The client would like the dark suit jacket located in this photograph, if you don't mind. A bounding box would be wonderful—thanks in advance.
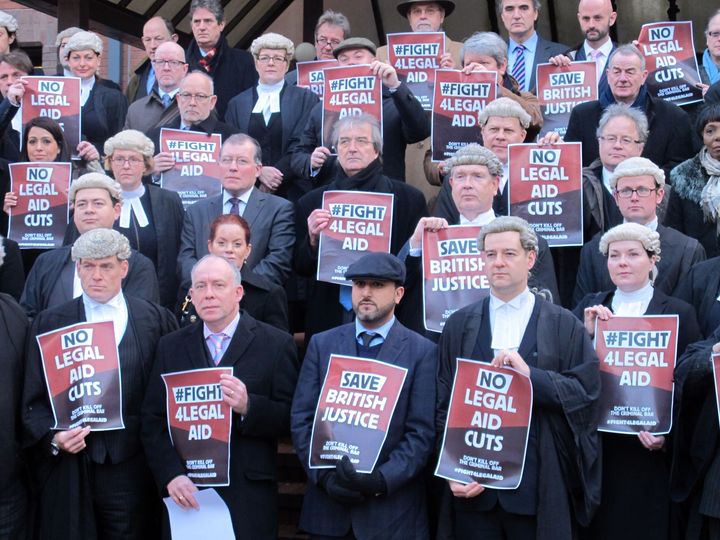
[524,35,569,93]
[573,224,706,307]
[147,114,238,156]
[0,237,24,301]
[125,60,152,103]
[178,187,295,287]
[141,312,298,539]
[82,81,128,155]
[291,320,437,538]
[673,256,720,338]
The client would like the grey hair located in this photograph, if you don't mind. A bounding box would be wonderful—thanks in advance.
[596,103,649,143]
[71,228,131,261]
[191,254,242,286]
[221,134,263,166]
[315,10,351,39]
[331,113,383,155]
[55,27,82,47]
[609,156,665,189]
[461,32,508,67]
[478,216,538,253]
[103,130,156,175]
[496,0,541,14]
[64,31,103,57]
[446,143,504,177]
[707,9,720,32]
[251,32,294,58]
[69,173,123,205]
[190,0,224,22]
[478,97,531,129]
[599,222,661,260]
[608,43,646,71]
[182,70,215,94]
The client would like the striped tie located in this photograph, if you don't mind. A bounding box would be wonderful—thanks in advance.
[208,333,228,365]
[512,45,526,92]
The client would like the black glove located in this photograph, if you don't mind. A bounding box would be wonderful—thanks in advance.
[320,470,365,504]
[335,455,387,497]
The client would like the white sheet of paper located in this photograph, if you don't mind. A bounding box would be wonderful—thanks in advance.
[163,488,235,540]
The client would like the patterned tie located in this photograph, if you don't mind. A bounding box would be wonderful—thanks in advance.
[512,45,526,92]
[207,333,228,365]
[161,93,171,109]
[229,197,240,216]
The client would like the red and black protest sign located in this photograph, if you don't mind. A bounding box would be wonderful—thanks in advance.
[309,354,408,473]
[159,128,223,209]
[387,32,445,111]
[163,367,233,487]
[21,76,81,156]
[36,321,124,431]
[422,225,489,333]
[8,162,70,249]
[638,21,703,106]
[595,315,678,435]
[431,69,497,161]
[317,190,394,285]
[296,59,339,97]
[536,62,597,138]
[436,359,533,488]
[508,143,583,247]
[322,65,383,149]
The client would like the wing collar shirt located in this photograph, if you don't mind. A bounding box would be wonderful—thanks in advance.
[82,290,129,344]
[489,287,535,356]
[611,281,653,316]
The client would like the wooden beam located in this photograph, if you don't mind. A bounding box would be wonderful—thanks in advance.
[487,0,499,34]
[303,0,323,43]
[224,0,261,38]
[236,0,295,49]
[58,0,88,31]
[371,0,386,46]
[546,0,559,43]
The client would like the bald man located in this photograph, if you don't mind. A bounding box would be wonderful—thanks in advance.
[127,16,178,103]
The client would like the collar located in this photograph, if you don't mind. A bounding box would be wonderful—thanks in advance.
[584,38,613,59]
[81,76,95,92]
[460,208,495,225]
[82,290,124,312]
[624,217,658,231]
[257,80,284,94]
[159,87,179,100]
[355,315,396,342]
[614,280,653,302]
[509,32,537,52]
[612,281,653,316]
[489,287,533,311]
[203,311,240,339]
[122,184,146,199]
[63,67,73,77]
[223,185,253,205]
[602,167,614,193]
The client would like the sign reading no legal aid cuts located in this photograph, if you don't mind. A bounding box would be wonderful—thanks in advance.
[21,76,81,156]
[309,355,408,473]
[317,190,394,285]
[431,70,497,161]
[422,225,490,333]
[296,59,339,98]
[163,367,233,486]
[508,143,583,247]
[8,162,70,249]
[36,321,124,431]
[436,359,533,488]
[322,65,383,150]
[536,62,597,138]
[637,21,703,106]
[387,32,445,110]
[160,128,222,209]
[595,315,679,434]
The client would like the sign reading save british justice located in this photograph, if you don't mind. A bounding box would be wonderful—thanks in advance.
[8,162,71,249]
[21,76,81,156]
[322,65,383,150]
[36,321,124,431]
[309,355,408,473]
[508,143,583,247]
[296,59,339,97]
[317,190,394,286]
[159,128,222,209]
[594,315,679,435]
[637,21,703,106]
[535,61,597,138]
[387,32,445,110]
[163,367,233,487]
[436,359,533,488]
[422,225,490,333]
[431,70,497,161]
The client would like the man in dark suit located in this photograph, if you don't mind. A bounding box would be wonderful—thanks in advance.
[178,133,295,288]
[21,173,160,318]
[437,216,601,539]
[141,254,298,539]
[498,0,567,93]
[292,252,436,539]
[125,16,178,104]
[22,228,177,539]
[0,50,31,162]
[574,157,706,305]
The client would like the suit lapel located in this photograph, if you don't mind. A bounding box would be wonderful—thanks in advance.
[184,323,213,369]
[377,322,408,365]
[646,290,667,314]
[242,188,264,226]
[461,298,488,358]
[335,324,359,357]
[219,313,255,368]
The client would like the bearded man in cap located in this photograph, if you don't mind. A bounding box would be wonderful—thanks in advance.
[22,228,177,540]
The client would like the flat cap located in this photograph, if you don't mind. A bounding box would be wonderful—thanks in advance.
[333,37,377,59]
[345,252,406,284]
[396,0,455,18]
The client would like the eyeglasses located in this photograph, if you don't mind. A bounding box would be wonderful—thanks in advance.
[707,31,720,39]
[255,55,287,64]
[316,36,342,48]
[177,92,212,102]
[151,59,186,68]
[615,187,657,198]
[219,157,254,166]
[598,135,642,146]
[111,157,144,166]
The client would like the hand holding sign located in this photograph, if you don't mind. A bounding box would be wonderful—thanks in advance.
[370,60,401,90]
[52,425,91,454]
[410,216,449,250]
[491,350,530,377]
[168,475,200,509]
[308,208,333,248]
[153,151,176,174]
[584,304,614,337]
[76,141,99,162]
[547,54,572,67]
[220,373,248,415]
[448,480,485,498]
[7,77,27,105]
[638,431,665,451]
[310,146,332,169]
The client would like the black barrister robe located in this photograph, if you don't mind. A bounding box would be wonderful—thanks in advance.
[673,255,720,338]
[21,296,178,540]
[436,295,601,540]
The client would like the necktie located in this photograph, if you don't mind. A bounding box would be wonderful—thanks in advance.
[589,49,604,81]
[339,285,352,311]
[161,93,171,108]
[208,333,228,365]
[229,197,240,216]
[360,331,377,347]
[512,45,526,92]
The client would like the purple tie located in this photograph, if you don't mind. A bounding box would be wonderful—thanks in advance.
[207,333,228,365]
[512,45,526,91]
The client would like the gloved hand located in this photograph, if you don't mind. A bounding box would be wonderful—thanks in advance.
[335,455,387,497]
[319,469,365,504]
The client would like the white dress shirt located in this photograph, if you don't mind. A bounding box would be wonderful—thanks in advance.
[253,80,284,125]
[82,291,129,344]
[612,281,653,316]
[120,184,149,228]
[489,288,536,356]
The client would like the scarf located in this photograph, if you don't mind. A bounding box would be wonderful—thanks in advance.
[197,47,217,73]
[704,48,720,85]
[700,146,720,233]
[599,82,647,109]
[333,157,384,191]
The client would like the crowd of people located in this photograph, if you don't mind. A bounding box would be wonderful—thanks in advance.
[4,0,720,538]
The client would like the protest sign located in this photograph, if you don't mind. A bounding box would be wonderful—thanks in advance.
[317,190,394,285]
[436,359,532,488]
[309,354,408,473]
[163,368,233,486]
[160,128,222,209]
[431,69,497,161]
[595,315,679,434]
[36,321,124,430]
[536,62,597,137]
[296,59,339,97]
[508,143,583,247]
[21,76,81,155]
[8,162,70,248]
[422,225,489,332]
[387,32,445,110]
